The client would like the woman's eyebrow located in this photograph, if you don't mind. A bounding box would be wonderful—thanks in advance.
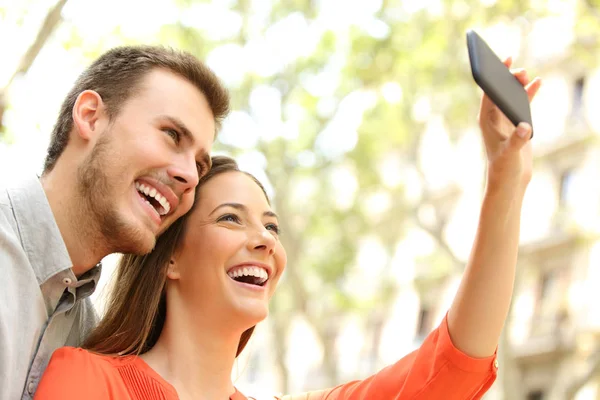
[209,202,245,216]
[264,211,278,219]
[209,203,278,219]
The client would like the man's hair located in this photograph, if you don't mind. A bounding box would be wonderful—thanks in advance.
[43,45,230,173]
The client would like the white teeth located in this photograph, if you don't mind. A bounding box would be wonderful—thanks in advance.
[135,182,172,216]
[227,266,269,285]
[144,199,159,217]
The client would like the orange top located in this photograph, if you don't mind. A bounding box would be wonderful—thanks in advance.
[34,314,497,400]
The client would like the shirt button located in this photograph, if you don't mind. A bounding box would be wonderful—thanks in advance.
[28,381,35,394]
[63,277,72,285]
[493,359,499,369]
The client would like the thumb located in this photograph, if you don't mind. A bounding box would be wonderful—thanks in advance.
[507,122,532,151]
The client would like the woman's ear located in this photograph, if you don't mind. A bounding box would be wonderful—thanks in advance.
[166,259,181,280]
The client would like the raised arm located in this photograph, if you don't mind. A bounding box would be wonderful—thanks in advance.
[277,61,542,400]
[447,58,542,358]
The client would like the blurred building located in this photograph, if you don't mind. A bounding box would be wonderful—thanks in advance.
[499,62,600,400]
[416,55,600,400]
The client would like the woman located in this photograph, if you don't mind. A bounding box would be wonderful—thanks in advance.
[35,62,541,400]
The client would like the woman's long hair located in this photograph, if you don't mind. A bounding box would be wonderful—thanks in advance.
[83,155,268,357]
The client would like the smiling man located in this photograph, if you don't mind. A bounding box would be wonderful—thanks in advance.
[0,46,229,400]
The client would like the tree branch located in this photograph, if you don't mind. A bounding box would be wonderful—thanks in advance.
[1,0,70,135]
[8,0,69,86]
[0,91,5,134]
[406,122,464,271]
[583,0,600,22]
[412,209,464,271]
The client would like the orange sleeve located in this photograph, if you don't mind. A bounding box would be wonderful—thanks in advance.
[295,313,497,400]
[34,347,123,400]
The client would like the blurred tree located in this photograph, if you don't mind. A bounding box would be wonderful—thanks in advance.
[152,0,599,395]
[0,0,69,139]
[3,0,600,397]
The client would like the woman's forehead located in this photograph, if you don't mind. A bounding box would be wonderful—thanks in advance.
[196,172,271,213]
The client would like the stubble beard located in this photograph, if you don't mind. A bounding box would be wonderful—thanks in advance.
[76,131,156,256]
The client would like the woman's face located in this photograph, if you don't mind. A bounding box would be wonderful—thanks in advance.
[167,171,286,327]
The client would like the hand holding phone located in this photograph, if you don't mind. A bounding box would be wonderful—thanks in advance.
[466,30,534,137]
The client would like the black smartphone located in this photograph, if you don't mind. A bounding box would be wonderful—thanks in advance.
[466,29,533,137]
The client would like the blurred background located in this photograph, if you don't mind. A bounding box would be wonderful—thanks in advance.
[1,0,600,398]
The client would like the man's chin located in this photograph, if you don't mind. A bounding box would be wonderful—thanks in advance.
[133,239,157,256]
[133,232,157,255]
[110,222,157,256]
[157,213,180,236]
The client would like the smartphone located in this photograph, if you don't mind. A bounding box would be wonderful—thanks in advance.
[466,29,533,137]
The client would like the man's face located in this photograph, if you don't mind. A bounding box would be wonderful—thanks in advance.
[77,68,216,255]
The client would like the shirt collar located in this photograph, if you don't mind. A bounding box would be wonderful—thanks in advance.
[6,175,100,287]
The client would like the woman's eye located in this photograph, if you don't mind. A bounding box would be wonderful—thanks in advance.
[218,214,240,224]
[164,128,180,143]
[266,223,280,235]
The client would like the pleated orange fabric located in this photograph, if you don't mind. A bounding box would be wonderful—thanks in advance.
[35,315,497,400]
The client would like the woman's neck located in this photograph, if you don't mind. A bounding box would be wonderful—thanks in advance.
[140,305,244,400]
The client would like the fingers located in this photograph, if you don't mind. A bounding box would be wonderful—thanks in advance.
[512,68,529,86]
[503,57,513,68]
[525,77,543,102]
[508,63,543,102]
[507,122,533,150]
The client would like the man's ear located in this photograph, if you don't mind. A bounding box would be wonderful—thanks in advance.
[72,90,107,141]
[166,258,181,280]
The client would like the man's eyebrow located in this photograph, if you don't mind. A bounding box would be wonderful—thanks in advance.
[161,115,194,144]
[160,115,211,168]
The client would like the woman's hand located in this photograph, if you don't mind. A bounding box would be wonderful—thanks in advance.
[478,57,542,193]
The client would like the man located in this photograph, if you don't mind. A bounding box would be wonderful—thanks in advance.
[0,45,230,399]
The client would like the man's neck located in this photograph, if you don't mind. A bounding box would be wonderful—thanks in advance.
[141,303,242,400]
[41,170,107,276]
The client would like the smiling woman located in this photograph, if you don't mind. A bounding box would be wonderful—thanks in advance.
[82,156,276,361]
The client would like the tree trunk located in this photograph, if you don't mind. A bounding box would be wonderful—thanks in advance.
[270,307,291,394]
[565,347,600,399]
[497,327,524,400]
[319,317,339,388]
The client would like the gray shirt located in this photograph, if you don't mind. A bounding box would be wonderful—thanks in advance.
[0,176,101,400]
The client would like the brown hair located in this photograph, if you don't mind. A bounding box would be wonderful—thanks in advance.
[43,45,230,173]
[83,156,269,357]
